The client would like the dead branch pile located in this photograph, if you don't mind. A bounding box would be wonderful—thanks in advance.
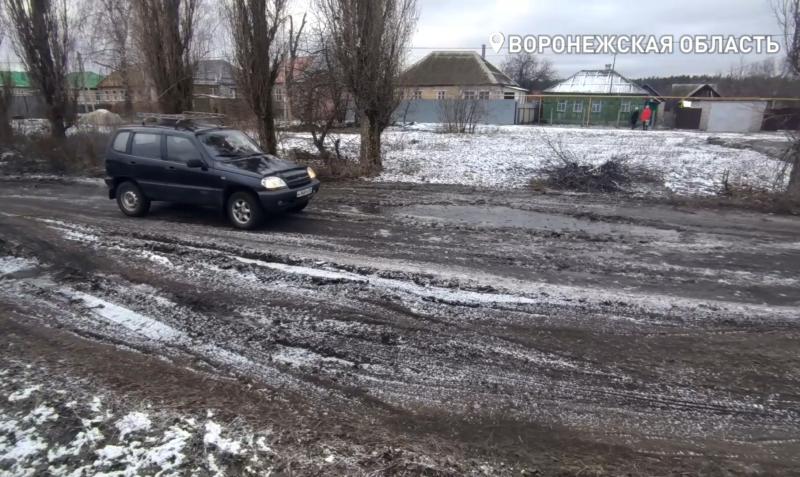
[540,156,635,192]
[537,130,662,193]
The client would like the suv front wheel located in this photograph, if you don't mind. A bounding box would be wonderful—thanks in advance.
[227,191,264,230]
[116,181,151,217]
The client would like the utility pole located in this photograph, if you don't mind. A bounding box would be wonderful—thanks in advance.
[608,52,617,94]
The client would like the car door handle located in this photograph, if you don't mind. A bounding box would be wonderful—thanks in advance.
[167,165,177,170]
[128,160,137,165]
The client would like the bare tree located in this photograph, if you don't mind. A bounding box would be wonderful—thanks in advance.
[227,0,289,154]
[133,0,202,114]
[501,51,555,92]
[4,0,75,138]
[0,32,15,142]
[85,0,134,116]
[437,95,486,134]
[283,12,306,123]
[0,71,15,142]
[774,0,800,198]
[318,0,418,174]
[292,34,347,158]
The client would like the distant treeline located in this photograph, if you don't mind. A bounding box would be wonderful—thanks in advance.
[634,75,800,98]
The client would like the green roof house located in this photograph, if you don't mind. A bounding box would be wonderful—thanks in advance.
[0,71,32,89]
[68,71,105,90]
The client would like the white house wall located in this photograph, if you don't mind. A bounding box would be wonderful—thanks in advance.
[703,101,767,133]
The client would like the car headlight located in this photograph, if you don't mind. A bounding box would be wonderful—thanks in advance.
[261,176,287,190]
[307,167,317,180]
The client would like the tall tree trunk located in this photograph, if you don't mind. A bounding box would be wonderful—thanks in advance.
[787,139,800,198]
[49,115,66,139]
[259,94,278,155]
[121,64,134,118]
[359,113,382,174]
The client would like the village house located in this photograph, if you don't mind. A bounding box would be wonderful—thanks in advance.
[541,67,659,126]
[95,68,155,108]
[194,59,237,99]
[0,70,105,116]
[399,51,527,101]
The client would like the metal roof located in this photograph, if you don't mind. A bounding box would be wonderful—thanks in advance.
[543,69,649,95]
[670,83,721,98]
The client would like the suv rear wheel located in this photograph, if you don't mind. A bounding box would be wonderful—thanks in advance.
[227,191,264,230]
[116,181,150,217]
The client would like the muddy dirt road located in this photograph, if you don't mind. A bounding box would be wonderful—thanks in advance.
[1,178,799,475]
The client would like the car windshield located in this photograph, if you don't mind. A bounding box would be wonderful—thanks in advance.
[198,130,263,158]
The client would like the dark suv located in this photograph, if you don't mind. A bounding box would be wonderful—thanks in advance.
[104,120,320,229]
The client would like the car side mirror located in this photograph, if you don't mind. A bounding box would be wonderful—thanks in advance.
[186,158,205,169]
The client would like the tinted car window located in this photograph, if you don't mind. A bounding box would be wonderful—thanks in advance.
[166,136,202,162]
[131,133,161,159]
[112,131,130,152]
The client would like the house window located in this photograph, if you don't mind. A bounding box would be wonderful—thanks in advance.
[557,100,568,112]
[573,101,583,113]
[437,91,446,100]
[412,90,422,100]
[620,101,631,113]
[463,90,476,100]
[503,92,515,100]
[478,91,490,100]
[274,87,284,103]
[591,102,602,113]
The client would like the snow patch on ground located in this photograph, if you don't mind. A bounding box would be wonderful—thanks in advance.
[8,385,41,402]
[0,256,37,276]
[64,289,187,343]
[282,125,788,195]
[116,412,152,440]
[204,421,242,455]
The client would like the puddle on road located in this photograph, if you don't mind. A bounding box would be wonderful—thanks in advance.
[393,205,678,240]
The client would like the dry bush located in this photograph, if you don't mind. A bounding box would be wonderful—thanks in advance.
[6,132,110,176]
[284,147,362,179]
[710,169,800,213]
[437,98,486,134]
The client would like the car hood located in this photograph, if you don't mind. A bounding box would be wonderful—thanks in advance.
[215,155,300,177]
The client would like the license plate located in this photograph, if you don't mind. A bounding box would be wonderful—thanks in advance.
[296,187,313,198]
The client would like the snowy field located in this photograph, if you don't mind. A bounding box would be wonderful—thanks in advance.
[9,118,791,197]
[282,124,791,195]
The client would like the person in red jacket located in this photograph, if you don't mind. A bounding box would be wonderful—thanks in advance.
[640,105,652,130]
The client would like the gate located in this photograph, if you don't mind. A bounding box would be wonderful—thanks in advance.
[515,102,539,124]
[675,107,702,129]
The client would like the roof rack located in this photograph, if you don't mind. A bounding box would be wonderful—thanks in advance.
[136,111,226,130]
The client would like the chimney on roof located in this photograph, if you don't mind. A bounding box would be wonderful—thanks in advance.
[482,44,486,59]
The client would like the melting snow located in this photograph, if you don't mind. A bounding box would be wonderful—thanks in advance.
[8,386,41,402]
[204,421,242,455]
[0,256,37,276]
[116,412,152,440]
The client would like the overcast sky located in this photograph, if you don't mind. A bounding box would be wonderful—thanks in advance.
[410,0,786,78]
[0,0,786,80]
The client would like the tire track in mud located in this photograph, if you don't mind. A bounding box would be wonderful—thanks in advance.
[2,215,798,463]
[2,181,800,469]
